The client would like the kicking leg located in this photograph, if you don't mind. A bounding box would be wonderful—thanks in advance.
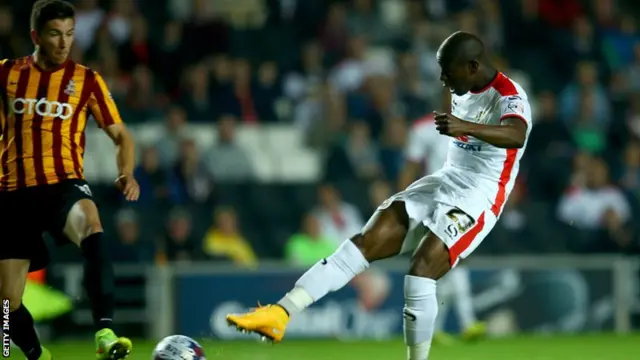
[226,201,410,342]
[404,231,452,360]
[0,259,50,360]
[64,199,131,359]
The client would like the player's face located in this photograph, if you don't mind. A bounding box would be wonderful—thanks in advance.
[32,18,75,65]
[438,60,474,96]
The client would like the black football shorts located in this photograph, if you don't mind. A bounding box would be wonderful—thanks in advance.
[0,179,94,272]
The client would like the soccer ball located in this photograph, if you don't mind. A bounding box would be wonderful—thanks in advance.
[152,335,206,360]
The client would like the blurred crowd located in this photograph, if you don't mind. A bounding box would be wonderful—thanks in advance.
[6,0,640,265]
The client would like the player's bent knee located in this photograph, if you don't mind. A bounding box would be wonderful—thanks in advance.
[351,201,409,262]
[64,199,104,244]
[407,232,452,280]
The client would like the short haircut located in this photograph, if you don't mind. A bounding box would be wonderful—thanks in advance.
[30,0,75,33]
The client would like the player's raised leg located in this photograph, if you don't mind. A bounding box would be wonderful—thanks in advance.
[0,260,52,360]
[226,201,411,342]
[64,199,132,359]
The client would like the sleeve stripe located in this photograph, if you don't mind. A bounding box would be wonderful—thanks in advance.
[93,74,115,126]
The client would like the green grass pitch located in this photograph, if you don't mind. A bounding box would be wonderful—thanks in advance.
[6,334,639,359]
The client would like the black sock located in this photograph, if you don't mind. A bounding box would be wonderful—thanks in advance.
[10,304,42,360]
[80,232,115,332]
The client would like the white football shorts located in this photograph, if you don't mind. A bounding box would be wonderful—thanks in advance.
[368,173,498,267]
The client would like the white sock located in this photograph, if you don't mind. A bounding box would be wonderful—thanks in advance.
[449,267,476,329]
[278,240,369,314]
[404,275,437,360]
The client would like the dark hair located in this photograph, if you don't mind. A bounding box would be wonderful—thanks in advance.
[30,0,75,33]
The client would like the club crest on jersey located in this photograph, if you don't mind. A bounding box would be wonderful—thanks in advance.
[507,101,524,114]
[64,80,75,96]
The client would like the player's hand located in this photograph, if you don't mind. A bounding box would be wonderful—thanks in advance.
[434,111,470,138]
[115,173,140,201]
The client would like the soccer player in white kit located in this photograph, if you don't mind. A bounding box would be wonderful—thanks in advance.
[227,31,532,360]
[399,114,486,343]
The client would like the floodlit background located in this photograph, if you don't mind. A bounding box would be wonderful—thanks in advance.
[6,0,640,358]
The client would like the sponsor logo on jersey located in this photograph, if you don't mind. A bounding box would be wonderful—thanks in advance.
[453,141,482,152]
[11,98,74,119]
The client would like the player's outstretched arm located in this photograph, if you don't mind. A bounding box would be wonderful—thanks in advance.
[434,114,527,149]
[88,71,140,201]
[464,118,527,149]
[103,124,139,200]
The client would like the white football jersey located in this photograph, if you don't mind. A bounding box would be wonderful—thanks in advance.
[405,114,450,174]
[448,72,531,216]
[404,72,532,218]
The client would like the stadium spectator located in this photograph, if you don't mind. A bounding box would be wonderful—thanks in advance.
[313,183,364,244]
[118,14,153,73]
[232,59,259,122]
[0,6,18,59]
[367,179,392,215]
[209,54,240,118]
[134,146,170,204]
[105,0,136,46]
[160,207,200,262]
[319,3,349,64]
[284,41,324,99]
[285,212,336,266]
[123,65,162,119]
[619,140,640,195]
[379,117,407,181]
[111,209,155,263]
[168,139,212,204]
[202,207,257,267]
[525,91,575,202]
[74,0,104,51]
[558,157,632,252]
[180,63,216,121]
[254,61,281,122]
[204,114,254,181]
[155,20,184,96]
[602,15,639,70]
[559,61,611,131]
[625,43,640,92]
[538,0,583,29]
[331,121,381,181]
[157,106,188,167]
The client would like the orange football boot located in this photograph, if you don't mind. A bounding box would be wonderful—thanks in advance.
[226,304,290,343]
